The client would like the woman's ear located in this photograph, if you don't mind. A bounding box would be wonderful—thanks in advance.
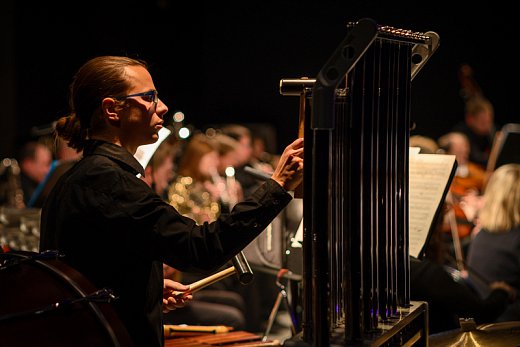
[101,97,121,125]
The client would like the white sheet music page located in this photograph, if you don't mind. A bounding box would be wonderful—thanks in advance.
[292,218,303,248]
[134,127,172,171]
[409,147,456,258]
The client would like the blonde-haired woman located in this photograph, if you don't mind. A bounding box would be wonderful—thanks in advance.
[466,163,520,321]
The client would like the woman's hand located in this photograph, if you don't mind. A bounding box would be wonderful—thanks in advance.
[162,279,193,313]
[270,138,304,191]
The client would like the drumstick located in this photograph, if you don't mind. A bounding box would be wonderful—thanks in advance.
[169,266,236,297]
[163,324,231,337]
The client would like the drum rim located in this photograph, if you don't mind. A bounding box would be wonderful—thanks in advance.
[0,250,134,347]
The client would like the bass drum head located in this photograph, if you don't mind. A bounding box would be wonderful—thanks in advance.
[0,250,134,347]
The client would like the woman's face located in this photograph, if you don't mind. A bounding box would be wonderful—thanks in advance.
[450,135,470,165]
[218,150,241,173]
[236,135,253,166]
[469,109,494,136]
[198,151,220,177]
[117,65,169,151]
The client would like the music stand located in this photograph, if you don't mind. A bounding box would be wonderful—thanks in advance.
[487,123,520,172]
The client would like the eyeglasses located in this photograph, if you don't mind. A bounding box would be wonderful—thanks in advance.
[116,90,158,105]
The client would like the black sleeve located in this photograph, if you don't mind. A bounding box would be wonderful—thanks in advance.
[157,179,292,273]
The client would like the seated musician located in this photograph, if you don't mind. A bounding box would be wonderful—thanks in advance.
[167,132,256,328]
[142,133,248,331]
[437,132,486,261]
[410,255,516,334]
[39,55,304,347]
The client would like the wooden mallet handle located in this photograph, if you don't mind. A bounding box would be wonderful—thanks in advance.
[170,266,236,296]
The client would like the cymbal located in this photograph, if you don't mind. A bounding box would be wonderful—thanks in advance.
[429,319,520,347]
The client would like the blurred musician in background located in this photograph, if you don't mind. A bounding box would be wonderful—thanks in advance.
[220,124,273,199]
[142,136,247,330]
[207,132,244,212]
[39,55,304,347]
[466,163,520,322]
[16,140,52,206]
[250,128,280,170]
[437,131,487,260]
[213,127,285,332]
[406,133,515,336]
[451,96,497,169]
[28,137,84,208]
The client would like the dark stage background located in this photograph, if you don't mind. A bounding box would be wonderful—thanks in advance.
[2,1,518,158]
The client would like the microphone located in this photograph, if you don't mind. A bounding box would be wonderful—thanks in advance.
[243,165,272,181]
[231,251,254,285]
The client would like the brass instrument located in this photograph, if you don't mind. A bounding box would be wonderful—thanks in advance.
[1,158,41,252]
[167,176,220,225]
[0,158,25,209]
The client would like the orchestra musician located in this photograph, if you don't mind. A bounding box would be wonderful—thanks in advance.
[38,55,304,347]
[437,131,487,260]
[453,65,497,169]
[164,132,248,330]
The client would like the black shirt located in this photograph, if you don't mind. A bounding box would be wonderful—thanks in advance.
[410,257,509,334]
[39,140,292,347]
[20,172,38,206]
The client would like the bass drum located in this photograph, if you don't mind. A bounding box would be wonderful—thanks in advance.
[0,250,134,347]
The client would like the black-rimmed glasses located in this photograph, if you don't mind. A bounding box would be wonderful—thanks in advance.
[116,90,158,105]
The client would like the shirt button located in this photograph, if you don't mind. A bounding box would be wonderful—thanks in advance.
[273,200,279,205]
[253,223,259,228]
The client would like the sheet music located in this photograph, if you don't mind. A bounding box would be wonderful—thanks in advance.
[134,127,172,171]
[282,147,455,258]
[292,218,303,248]
[409,147,456,258]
